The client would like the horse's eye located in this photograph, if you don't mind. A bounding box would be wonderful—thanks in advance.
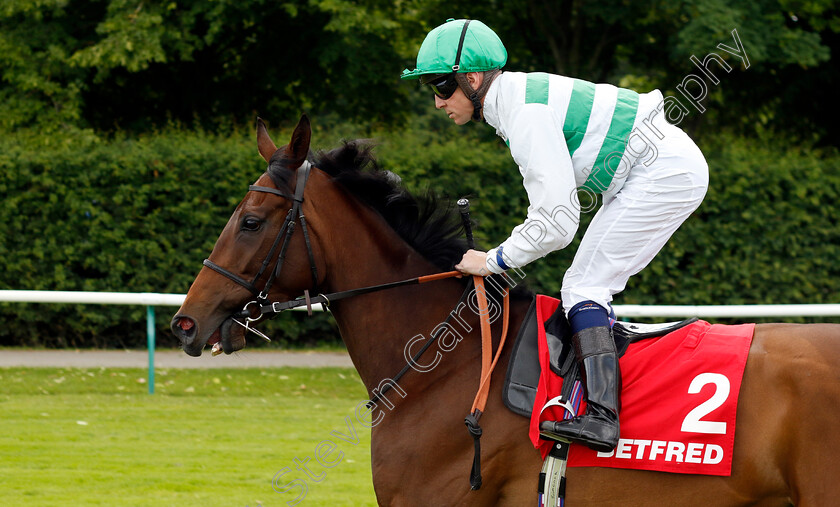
[242,216,262,231]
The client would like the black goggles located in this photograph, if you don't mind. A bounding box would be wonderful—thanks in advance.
[421,73,459,100]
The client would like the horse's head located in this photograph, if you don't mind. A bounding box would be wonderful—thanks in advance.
[171,115,327,356]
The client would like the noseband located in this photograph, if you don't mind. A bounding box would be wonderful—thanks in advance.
[202,160,320,309]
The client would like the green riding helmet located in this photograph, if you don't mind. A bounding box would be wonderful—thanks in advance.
[401,18,507,80]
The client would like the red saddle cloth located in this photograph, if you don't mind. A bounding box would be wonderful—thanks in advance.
[529,296,754,476]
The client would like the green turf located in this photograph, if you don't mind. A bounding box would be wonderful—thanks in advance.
[0,367,378,506]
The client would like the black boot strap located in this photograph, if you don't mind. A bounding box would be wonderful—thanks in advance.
[573,326,616,359]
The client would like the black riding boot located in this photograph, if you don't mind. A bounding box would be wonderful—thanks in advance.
[540,325,621,453]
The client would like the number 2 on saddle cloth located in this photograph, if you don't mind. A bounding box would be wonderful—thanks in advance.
[518,295,753,477]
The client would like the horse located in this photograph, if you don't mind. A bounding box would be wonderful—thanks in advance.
[171,115,840,506]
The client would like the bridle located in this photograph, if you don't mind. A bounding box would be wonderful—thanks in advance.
[202,160,320,339]
[202,158,474,327]
[201,159,464,332]
[199,158,509,489]
[203,160,318,299]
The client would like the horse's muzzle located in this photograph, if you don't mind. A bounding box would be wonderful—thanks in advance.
[170,314,247,357]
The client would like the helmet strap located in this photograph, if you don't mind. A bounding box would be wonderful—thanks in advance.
[456,69,501,122]
[451,20,471,73]
[450,19,502,122]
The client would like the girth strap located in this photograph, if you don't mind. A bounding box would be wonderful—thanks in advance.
[539,439,571,507]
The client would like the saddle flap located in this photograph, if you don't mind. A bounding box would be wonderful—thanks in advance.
[543,302,574,376]
[502,297,541,418]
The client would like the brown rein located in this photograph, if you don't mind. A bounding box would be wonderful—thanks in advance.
[465,274,511,490]
[470,275,511,414]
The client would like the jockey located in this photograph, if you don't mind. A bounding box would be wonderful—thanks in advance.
[402,18,708,452]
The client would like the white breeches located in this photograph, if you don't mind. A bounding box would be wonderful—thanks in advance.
[561,121,709,314]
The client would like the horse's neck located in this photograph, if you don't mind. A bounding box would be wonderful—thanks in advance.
[318,196,470,395]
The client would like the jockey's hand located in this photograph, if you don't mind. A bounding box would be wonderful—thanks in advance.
[455,249,489,276]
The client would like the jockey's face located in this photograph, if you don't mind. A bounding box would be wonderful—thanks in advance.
[434,72,483,125]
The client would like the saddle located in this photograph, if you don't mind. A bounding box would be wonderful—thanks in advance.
[502,296,697,418]
[501,296,755,506]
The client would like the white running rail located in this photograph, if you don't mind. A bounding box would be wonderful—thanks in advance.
[2,290,838,394]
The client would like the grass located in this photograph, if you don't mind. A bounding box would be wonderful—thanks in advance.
[0,367,378,506]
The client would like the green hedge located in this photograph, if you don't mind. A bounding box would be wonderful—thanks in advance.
[0,125,335,348]
[624,133,840,307]
[1,120,839,348]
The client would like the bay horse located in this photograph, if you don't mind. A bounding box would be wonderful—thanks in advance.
[171,115,840,506]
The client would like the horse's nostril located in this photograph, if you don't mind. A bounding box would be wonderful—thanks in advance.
[172,316,197,340]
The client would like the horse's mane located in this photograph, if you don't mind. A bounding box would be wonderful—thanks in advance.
[268,141,467,272]
[268,140,532,299]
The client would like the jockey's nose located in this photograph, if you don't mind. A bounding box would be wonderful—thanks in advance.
[434,95,446,108]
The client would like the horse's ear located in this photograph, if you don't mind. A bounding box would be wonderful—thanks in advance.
[287,114,311,167]
[257,117,277,163]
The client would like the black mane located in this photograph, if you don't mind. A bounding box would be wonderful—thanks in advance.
[268,141,468,272]
[267,140,533,301]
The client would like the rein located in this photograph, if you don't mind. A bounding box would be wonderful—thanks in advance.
[204,159,511,490]
[250,270,463,317]
[465,275,511,489]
